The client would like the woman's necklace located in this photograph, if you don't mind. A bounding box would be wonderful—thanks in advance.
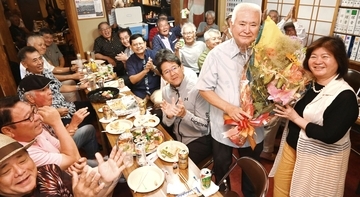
[312,80,324,93]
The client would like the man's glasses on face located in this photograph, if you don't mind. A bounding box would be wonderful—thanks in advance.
[100,26,111,32]
[2,105,38,127]
[163,65,180,76]
[182,31,194,36]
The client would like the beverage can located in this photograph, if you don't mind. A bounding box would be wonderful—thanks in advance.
[102,105,111,120]
[178,38,185,48]
[200,168,212,190]
[178,149,188,170]
[135,142,147,166]
[118,78,125,89]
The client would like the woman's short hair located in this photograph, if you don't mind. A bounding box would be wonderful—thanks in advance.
[205,10,216,19]
[303,36,348,79]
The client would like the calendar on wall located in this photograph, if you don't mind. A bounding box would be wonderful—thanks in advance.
[225,0,243,17]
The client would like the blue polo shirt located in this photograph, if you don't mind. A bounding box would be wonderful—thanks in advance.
[126,49,160,98]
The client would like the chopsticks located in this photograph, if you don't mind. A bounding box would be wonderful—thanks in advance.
[134,171,149,193]
[178,173,190,190]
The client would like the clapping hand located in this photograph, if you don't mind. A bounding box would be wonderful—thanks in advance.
[68,157,87,175]
[173,98,186,118]
[72,165,103,197]
[97,146,126,183]
[161,97,181,119]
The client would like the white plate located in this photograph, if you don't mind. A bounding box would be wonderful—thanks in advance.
[157,141,189,163]
[99,117,117,123]
[133,115,160,127]
[105,119,133,134]
[94,59,105,64]
[107,96,139,116]
[127,166,164,193]
[71,59,86,64]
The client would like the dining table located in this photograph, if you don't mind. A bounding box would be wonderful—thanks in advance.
[89,87,223,197]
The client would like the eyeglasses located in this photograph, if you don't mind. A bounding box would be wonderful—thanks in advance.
[182,31,194,36]
[100,27,111,32]
[163,65,180,76]
[2,105,38,127]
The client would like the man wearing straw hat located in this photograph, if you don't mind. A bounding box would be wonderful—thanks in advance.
[0,134,125,196]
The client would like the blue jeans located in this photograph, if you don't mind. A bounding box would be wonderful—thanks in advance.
[72,124,99,159]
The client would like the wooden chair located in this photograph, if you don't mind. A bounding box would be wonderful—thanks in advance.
[343,68,360,94]
[218,156,269,197]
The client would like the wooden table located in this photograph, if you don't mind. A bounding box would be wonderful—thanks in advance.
[90,92,223,197]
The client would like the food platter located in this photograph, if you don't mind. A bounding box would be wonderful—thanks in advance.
[105,119,133,134]
[133,115,160,127]
[127,166,164,193]
[117,127,164,155]
[106,96,139,116]
[157,141,189,162]
[87,87,119,103]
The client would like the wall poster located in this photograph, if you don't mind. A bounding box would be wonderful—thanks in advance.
[75,0,104,19]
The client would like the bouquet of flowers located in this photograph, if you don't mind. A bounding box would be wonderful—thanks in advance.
[222,17,312,149]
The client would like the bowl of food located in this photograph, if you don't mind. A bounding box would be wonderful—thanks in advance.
[87,87,119,103]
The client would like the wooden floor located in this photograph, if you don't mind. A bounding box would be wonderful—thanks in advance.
[111,129,360,197]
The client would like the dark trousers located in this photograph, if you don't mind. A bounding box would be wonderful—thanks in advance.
[187,134,213,166]
[212,138,263,197]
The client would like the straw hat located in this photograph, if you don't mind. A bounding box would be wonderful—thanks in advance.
[0,134,35,164]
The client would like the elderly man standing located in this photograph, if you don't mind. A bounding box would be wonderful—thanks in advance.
[94,21,131,86]
[197,29,222,70]
[155,49,212,165]
[196,3,264,196]
[19,75,99,166]
[196,10,219,42]
[126,34,162,106]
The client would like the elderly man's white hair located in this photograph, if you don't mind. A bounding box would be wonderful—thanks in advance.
[231,2,262,24]
[27,34,43,46]
[181,22,197,34]
[204,29,221,41]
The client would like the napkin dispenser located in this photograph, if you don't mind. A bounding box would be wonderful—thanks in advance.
[115,6,148,40]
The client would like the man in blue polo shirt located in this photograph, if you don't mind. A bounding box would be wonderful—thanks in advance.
[126,34,161,106]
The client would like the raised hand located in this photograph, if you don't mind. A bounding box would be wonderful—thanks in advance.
[70,107,89,127]
[38,106,62,125]
[174,97,186,118]
[72,166,103,197]
[161,97,181,119]
[97,146,126,183]
[68,157,87,175]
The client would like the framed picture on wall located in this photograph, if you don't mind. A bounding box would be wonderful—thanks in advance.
[75,0,104,19]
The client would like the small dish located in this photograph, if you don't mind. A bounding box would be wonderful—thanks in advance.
[133,115,160,127]
[105,119,133,134]
[157,141,189,163]
[94,59,105,65]
[127,166,164,193]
